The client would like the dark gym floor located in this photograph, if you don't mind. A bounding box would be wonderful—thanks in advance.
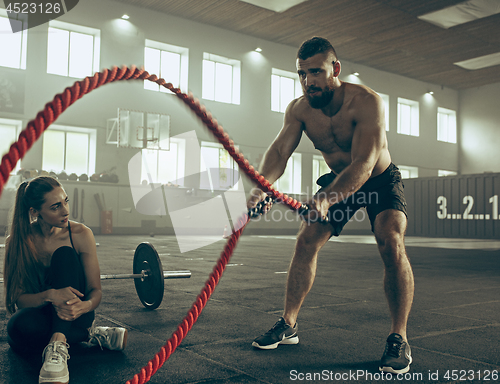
[1,234,499,384]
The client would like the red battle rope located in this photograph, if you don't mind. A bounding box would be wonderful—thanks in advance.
[0,66,305,384]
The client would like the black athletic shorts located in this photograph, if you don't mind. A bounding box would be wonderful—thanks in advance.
[316,163,407,236]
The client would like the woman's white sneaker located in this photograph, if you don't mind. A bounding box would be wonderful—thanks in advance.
[89,324,128,351]
[39,341,70,384]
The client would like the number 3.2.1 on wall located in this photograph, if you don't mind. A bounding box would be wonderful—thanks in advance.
[437,195,499,220]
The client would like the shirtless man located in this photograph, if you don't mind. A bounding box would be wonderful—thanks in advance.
[247,37,414,374]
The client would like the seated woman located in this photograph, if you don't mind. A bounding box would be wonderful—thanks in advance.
[3,176,127,384]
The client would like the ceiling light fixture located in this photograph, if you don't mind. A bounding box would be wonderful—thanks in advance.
[255,47,262,52]
[121,14,130,20]
[352,72,359,76]
[454,51,500,70]
[418,0,500,29]
[238,0,308,13]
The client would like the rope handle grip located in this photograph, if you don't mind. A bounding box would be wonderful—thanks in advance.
[247,196,329,223]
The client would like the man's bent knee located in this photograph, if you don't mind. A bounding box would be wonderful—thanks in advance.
[295,222,332,252]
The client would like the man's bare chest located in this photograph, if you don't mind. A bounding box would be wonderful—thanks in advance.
[303,113,354,153]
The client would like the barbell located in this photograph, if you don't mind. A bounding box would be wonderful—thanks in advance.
[101,242,191,310]
[0,242,191,310]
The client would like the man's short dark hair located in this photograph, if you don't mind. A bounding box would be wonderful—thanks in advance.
[297,37,337,61]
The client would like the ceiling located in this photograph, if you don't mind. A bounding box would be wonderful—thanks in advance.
[112,0,500,90]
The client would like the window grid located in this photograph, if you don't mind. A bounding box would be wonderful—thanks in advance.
[398,165,419,179]
[42,125,96,176]
[141,140,184,185]
[200,142,239,190]
[274,153,302,194]
[397,98,419,137]
[202,53,240,105]
[0,119,22,173]
[437,107,457,143]
[47,21,100,78]
[271,69,301,113]
[0,12,28,69]
[438,170,458,177]
[144,40,188,93]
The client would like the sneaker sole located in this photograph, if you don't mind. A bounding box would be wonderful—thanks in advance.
[252,335,299,350]
[39,374,69,384]
[379,355,412,374]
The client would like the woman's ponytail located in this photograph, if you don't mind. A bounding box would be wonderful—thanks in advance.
[4,177,60,314]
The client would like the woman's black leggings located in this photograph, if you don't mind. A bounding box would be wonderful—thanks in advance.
[7,246,95,355]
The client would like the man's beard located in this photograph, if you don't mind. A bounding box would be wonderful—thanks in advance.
[305,78,335,109]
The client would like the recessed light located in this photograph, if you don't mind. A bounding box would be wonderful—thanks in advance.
[121,14,130,20]
[427,91,434,95]
[239,0,309,13]
[255,47,262,52]
[454,51,500,70]
[352,72,359,76]
[418,0,500,29]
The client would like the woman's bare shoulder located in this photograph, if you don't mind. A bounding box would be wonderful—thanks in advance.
[69,221,95,246]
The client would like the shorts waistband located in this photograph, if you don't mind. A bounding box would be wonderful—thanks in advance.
[361,163,399,191]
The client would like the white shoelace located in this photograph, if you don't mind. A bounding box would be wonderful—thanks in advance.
[43,341,70,364]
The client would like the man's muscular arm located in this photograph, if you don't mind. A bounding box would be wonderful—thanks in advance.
[313,92,386,219]
[247,99,303,210]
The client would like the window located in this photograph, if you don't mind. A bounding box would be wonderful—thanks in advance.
[312,155,331,193]
[397,98,419,136]
[0,118,22,173]
[202,53,240,105]
[0,10,28,69]
[437,107,457,143]
[42,125,96,176]
[438,170,457,177]
[377,92,390,131]
[398,165,418,179]
[144,39,188,93]
[141,138,185,185]
[271,68,302,113]
[47,20,100,78]
[274,153,302,194]
[200,142,239,190]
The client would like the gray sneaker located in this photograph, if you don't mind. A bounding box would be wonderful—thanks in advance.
[379,333,412,374]
[39,341,70,384]
[252,317,299,350]
[88,323,128,351]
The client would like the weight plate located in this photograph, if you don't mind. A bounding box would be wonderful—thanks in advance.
[133,242,164,310]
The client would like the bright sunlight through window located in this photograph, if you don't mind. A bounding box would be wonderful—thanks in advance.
[47,20,100,78]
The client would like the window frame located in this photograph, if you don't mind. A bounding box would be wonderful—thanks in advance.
[397,97,419,137]
[42,124,96,176]
[398,165,419,179]
[200,141,240,190]
[274,152,302,194]
[271,68,301,113]
[437,107,457,143]
[202,52,241,105]
[140,137,186,185]
[438,170,458,177]
[0,118,22,173]
[0,9,28,69]
[47,20,101,78]
[144,39,189,94]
